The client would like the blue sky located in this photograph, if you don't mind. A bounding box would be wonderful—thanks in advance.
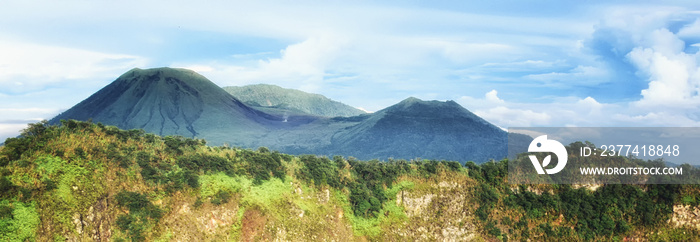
[2,1,700,141]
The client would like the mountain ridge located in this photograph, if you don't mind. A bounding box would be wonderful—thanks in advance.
[50,67,507,162]
[223,84,366,117]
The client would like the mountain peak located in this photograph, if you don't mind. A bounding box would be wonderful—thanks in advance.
[400,96,422,103]
[385,97,463,115]
[330,96,506,162]
[126,67,198,75]
[50,67,267,141]
[120,67,212,86]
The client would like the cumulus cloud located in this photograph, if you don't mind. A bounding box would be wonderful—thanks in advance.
[459,90,551,128]
[626,29,700,108]
[485,90,505,104]
[459,86,700,129]
[565,6,700,127]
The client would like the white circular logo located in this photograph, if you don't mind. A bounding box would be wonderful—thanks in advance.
[528,135,567,174]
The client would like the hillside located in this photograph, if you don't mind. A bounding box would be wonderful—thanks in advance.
[326,97,506,162]
[1,120,699,241]
[49,68,280,147]
[223,84,365,117]
[49,67,510,163]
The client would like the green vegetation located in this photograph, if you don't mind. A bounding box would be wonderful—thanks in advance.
[223,84,366,117]
[0,200,39,241]
[0,120,698,241]
[115,191,164,241]
[469,155,700,241]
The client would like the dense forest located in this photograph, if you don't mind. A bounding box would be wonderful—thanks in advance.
[0,120,699,241]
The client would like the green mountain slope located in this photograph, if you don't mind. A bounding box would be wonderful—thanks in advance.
[1,120,698,241]
[50,67,512,163]
[223,84,366,117]
[326,97,506,162]
[49,68,279,147]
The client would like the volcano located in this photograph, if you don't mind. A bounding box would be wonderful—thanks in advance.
[51,67,509,162]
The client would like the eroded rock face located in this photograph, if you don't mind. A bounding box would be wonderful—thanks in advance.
[398,193,435,217]
[669,205,700,230]
[65,196,114,242]
[165,197,241,241]
[390,178,478,241]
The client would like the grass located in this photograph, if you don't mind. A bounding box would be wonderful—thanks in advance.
[242,177,292,212]
[334,179,413,239]
[0,200,39,242]
[199,173,245,199]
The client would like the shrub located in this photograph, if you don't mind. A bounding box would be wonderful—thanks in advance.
[0,201,39,241]
[177,154,233,174]
[485,220,501,237]
[0,177,17,199]
[243,150,284,184]
[211,190,232,205]
[298,155,340,188]
[115,191,163,241]
[445,161,462,171]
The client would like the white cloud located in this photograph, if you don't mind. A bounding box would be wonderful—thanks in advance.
[479,60,561,71]
[626,28,700,109]
[676,18,700,38]
[613,112,700,126]
[525,65,608,85]
[0,108,62,141]
[0,38,147,94]
[3,1,700,132]
[475,106,551,128]
[459,90,551,127]
[0,108,60,119]
[576,96,604,117]
[459,87,700,129]
[0,123,29,142]
[178,35,348,94]
[599,5,683,36]
[485,90,505,104]
[457,90,651,128]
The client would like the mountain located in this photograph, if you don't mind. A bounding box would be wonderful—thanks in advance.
[218,96,509,162]
[49,67,281,146]
[326,97,507,162]
[51,67,507,162]
[223,84,366,117]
